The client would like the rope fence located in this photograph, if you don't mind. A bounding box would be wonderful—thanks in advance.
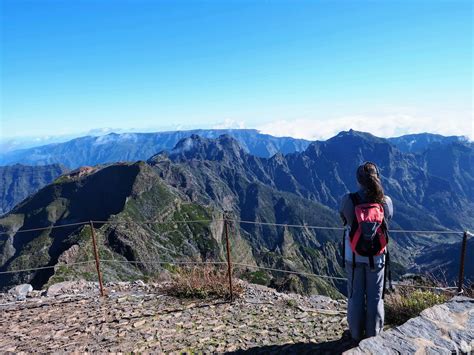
[0,260,461,294]
[390,283,459,291]
[0,218,469,236]
[0,218,471,298]
[100,260,229,266]
[0,261,97,275]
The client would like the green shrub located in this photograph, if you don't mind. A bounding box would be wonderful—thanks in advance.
[385,289,449,326]
[164,265,243,300]
[241,269,271,286]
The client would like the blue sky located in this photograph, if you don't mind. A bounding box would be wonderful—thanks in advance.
[1,0,472,143]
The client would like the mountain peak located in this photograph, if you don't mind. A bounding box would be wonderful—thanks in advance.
[331,129,383,142]
[304,130,389,159]
[172,134,205,151]
[149,134,246,163]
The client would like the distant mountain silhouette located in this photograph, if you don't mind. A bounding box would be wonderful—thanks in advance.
[0,129,311,168]
[388,133,467,153]
[1,129,467,169]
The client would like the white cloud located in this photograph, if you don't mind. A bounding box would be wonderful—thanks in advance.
[212,119,246,130]
[2,114,472,153]
[93,133,139,146]
[256,114,473,141]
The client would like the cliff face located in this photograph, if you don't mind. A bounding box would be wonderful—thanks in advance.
[0,164,69,215]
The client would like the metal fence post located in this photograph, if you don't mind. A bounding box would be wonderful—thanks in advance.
[224,214,234,302]
[457,231,468,294]
[89,221,105,297]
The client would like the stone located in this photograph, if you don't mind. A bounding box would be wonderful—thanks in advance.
[449,328,474,349]
[459,340,471,353]
[420,304,455,324]
[397,317,457,351]
[46,281,79,297]
[133,320,146,328]
[345,297,474,355]
[0,280,352,353]
[8,284,33,300]
[356,330,416,354]
[444,296,474,313]
[57,244,80,264]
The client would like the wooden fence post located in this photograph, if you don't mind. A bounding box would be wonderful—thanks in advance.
[457,231,469,294]
[89,221,105,297]
[224,214,234,302]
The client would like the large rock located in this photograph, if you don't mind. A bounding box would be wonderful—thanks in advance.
[46,280,88,297]
[8,284,33,301]
[344,297,474,354]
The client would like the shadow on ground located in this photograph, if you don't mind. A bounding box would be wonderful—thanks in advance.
[226,333,358,355]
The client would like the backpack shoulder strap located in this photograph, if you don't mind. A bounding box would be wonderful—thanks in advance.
[348,193,360,239]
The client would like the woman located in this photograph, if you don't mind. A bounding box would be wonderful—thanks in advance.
[339,161,393,341]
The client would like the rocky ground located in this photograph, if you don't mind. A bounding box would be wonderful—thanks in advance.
[0,280,354,354]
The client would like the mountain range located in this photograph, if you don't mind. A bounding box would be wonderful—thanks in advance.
[0,129,311,168]
[1,129,468,168]
[0,130,472,294]
[387,133,468,153]
[0,128,469,217]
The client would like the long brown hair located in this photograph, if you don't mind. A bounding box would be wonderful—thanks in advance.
[356,162,385,203]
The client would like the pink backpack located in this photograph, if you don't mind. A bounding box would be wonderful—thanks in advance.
[344,192,391,298]
[349,193,388,261]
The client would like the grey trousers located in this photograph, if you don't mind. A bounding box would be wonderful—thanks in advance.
[346,262,385,341]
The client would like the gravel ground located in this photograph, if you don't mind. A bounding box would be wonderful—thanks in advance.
[0,280,354,353]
